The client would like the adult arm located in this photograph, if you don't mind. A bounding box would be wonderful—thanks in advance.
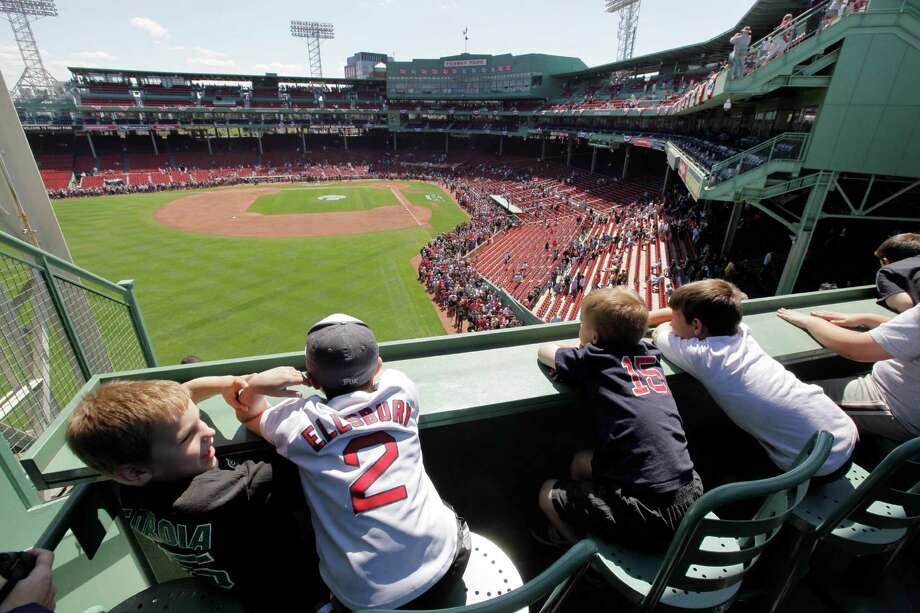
[0,550,55,613]
[810,310,890,330]
[776,308,893,362]
[885,292,915,314]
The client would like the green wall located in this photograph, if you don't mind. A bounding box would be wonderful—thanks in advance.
[806,8,920,177]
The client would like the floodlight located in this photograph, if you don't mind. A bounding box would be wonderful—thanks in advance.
[290,20,336,78]
[1,0,58,98]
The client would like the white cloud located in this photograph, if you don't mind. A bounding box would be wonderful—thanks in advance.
[130,17,169,40]
[253,61,301,74]
[186,47,235,68]
[0,45,22,86]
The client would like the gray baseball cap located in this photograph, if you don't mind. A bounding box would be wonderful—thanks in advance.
[305,313,379,390]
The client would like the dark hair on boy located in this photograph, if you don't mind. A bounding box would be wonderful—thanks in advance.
[874,233,920,263]
[669,279,744,337]
[580,287,648,346]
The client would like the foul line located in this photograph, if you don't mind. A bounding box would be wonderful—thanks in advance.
[390,187,423,227]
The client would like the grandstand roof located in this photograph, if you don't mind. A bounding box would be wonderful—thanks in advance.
[552,0,810,77]
[68,66,378,86]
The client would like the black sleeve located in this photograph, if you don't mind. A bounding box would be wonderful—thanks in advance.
[876,266,908,305]
[554,346,585,385]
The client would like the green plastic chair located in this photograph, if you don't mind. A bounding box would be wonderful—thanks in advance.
[591,431,834,612]
[356,537,597,613]
[35,481,244,613]
[768,436,920,613]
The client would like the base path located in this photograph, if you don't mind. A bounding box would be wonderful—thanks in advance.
[153,183,434,238]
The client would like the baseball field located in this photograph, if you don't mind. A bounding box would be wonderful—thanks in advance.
[52,180,469,364]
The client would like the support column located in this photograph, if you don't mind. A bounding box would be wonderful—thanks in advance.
[343,134,348,150]
[257,134,264,155]
[662,164,671,196]
[621,145,631,180]
[206,137,213,156]
[541,137,546,160]
[566,139,573,167]
[445,132,449,155]
[393,132,398,153]
[590,146,597,174]
[86,133,97,159]
[149,131,159,156]
[776,172,834,295]
[300,130,307,154]
[721,200,745,257]
[499,135,504,156]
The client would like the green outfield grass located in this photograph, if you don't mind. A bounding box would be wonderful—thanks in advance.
[52,181,468,364]
[248,183,398,215]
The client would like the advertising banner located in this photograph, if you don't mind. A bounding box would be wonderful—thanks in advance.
[444,59,488,67]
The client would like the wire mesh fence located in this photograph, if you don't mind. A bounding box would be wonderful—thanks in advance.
[0,233,155,456]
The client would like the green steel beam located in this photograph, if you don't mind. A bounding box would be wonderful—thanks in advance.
[721,201,745,257]
[796,49,841,76]
[858,175,877,212]
[744,199,798,233]
[776,172,836,295]
[118,280,158,368]
[861,179,920,215]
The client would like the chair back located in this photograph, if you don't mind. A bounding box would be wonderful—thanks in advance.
[641,431,834,609]
[815,436,920,538]
[356,539,597,613]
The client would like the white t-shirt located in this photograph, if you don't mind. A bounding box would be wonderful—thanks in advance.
[260,369,459,610]
[654,323,857,476]
[870,304,920,435]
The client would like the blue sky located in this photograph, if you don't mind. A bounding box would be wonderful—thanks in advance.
[0,0,751,83]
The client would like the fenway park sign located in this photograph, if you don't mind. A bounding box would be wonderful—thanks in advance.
[443,59,488,68]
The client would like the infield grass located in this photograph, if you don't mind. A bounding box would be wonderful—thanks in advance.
[52,181,468,364]
[248,183,398,215]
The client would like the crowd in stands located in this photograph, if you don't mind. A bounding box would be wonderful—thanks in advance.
[730,0,871,81]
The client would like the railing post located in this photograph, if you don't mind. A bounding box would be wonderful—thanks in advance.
[38,255,92,381]
[118,279,158,368]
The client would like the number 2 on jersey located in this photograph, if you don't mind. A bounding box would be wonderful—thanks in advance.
[343,432,408,513]
[622,356,669,396]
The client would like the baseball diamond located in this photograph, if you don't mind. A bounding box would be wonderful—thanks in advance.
[51,179,468,363]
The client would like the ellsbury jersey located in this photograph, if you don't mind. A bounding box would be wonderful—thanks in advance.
[260,369,459,610]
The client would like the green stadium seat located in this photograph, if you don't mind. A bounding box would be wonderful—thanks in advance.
[590,431,834,612]
[768,436,920,613]
[356,536,597,613]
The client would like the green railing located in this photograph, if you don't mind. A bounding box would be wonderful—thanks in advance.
[0,231,156,455]
[705,132,810,188]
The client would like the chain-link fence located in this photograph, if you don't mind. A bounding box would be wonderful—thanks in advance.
[0,231,156,455]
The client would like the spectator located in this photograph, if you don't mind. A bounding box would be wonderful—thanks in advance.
[729,26,752,79]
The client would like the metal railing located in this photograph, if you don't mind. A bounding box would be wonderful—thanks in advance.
[740,0,869,78]
[0,231,156,455]
[705,132,810,188]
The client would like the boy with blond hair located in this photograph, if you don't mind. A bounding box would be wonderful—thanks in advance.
[235,314,469,611]
[651,279,858,478]
[66,376,312,610]
[536,287,702,550]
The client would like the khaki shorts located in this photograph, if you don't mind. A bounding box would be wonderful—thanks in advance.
[814,375,915,443]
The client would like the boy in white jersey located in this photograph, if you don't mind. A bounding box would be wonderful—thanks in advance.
[235,314,469,611]
[649,279,858,480]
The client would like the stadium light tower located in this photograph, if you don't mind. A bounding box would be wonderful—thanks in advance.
[605,0,641,61]
[291,20,335,78]
[0,0,58,99]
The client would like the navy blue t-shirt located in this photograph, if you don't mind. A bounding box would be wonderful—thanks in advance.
[554,341,694,494]
[876,255,920,310]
